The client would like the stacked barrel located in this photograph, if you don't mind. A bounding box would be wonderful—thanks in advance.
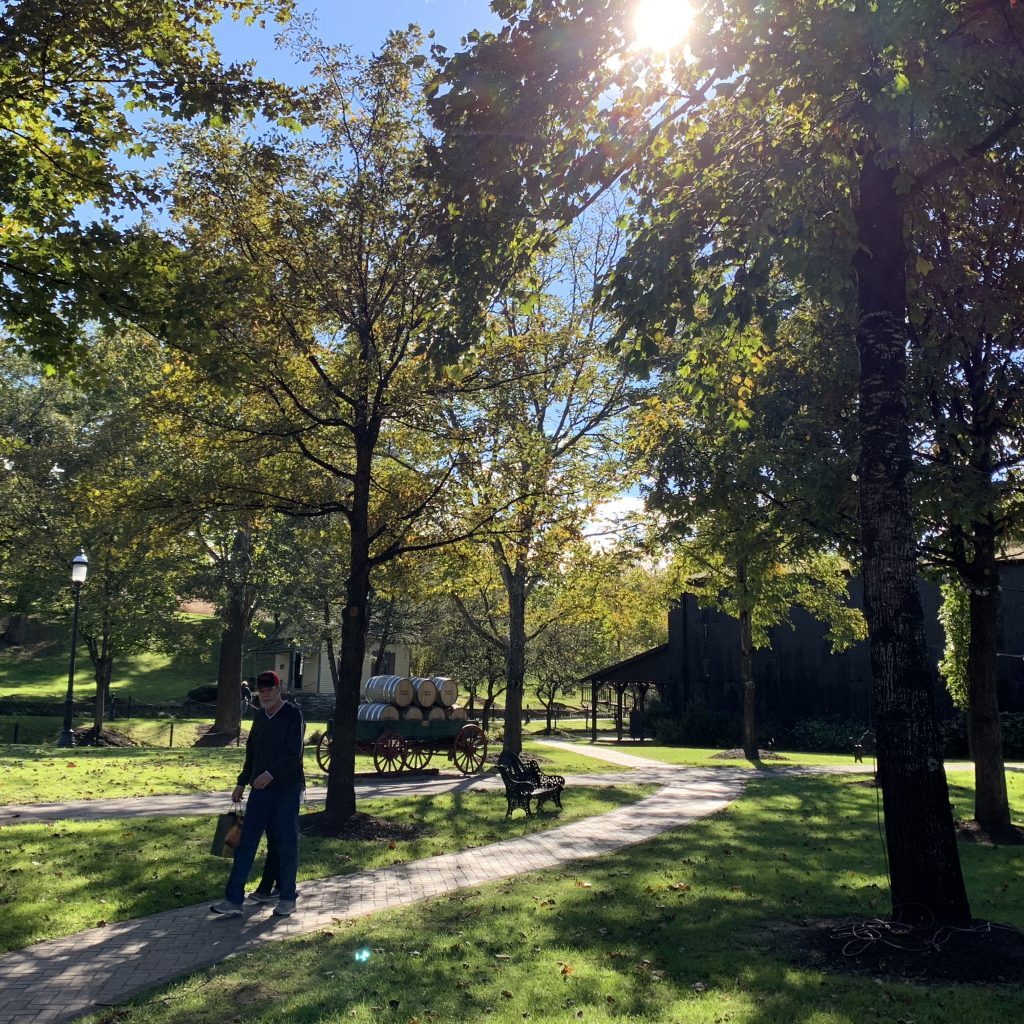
[357,674,466,721]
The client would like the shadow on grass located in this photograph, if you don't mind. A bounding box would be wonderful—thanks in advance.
[98,774,1024,1024]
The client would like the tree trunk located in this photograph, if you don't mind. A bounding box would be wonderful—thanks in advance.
[502,576,526,754]
[739,607,757,759]
[325,423,375,823]
[211,592,247,737]
[372,597,395,674]
[853,154,971,926]
[92,657,112,741]
[209,528,257,741]
[3,612,28,646]
[965,536,1010,831]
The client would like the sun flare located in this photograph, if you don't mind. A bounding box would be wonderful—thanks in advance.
[633,0,694,53]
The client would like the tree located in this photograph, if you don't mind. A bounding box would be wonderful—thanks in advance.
[166,30,495,823]
[636,312,864,757]
[441,249,639,754]
[411,593,508,732]
[910,158,1024,835]
[428,0,1024,927]
[0,0,294,364]
[0,335,200,734]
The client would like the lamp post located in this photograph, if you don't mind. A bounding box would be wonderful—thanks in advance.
[57,549,89,748]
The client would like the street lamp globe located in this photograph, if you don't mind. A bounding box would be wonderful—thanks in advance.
[71,549,89,585]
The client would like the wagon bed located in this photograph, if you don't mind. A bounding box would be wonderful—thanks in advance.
[316,716,488,775]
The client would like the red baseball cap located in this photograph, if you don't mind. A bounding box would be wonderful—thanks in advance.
[255,671,280,689]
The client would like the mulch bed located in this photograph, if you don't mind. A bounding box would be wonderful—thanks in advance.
[790,917,1024,984]
[71,726,137,747]
[711,748,787,761]
[954,818,1024,845]
[194,725,248,747]
[300,810,424,841]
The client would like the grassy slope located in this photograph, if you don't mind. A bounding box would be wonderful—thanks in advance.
[0,785,655,952]
[0,616,220,702]
[78,772,1024,1024]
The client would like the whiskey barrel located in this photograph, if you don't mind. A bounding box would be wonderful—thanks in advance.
[411,677,437,708]
[432,676,458,708]
[362,675,413,708]
[446,706,468,721]
[426,706,446,721]
[356,702,400,722]
[402,705,423,721]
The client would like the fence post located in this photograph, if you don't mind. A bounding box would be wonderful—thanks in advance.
[127,695,132,719]
[12,722,18,744]
[169,721,175,749]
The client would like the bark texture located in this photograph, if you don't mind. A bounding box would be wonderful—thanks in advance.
[854,156,971,926]
[965,539,1010,831]
[739,606,757,759]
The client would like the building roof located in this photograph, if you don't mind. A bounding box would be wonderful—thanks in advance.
[580,644,670,684]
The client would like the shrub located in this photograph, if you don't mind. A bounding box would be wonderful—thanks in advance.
[185,683,218,703]
[643,697,734,748]
[305,728,324,748]
[785,716,870,754]
[940,712,1024,760]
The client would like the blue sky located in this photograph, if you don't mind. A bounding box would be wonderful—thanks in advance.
[215,1,501,81]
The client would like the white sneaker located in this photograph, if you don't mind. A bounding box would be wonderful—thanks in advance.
[209,900,243,917]
[247,889,278,904]
[273,898,296,917]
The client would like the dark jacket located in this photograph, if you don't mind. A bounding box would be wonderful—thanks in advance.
[237,700,305,790]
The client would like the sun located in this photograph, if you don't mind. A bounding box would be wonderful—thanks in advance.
[632,0,695,53]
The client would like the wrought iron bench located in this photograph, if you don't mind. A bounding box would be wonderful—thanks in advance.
[496,750,565,818]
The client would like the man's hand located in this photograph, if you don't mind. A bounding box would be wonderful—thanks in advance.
[231,785,244,803]
[251,771,274,790]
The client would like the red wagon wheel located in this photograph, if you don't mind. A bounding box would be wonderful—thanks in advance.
[451,724,488,775]
[402,740,433,772]
[316,733,332,773]
[373,730,405,773]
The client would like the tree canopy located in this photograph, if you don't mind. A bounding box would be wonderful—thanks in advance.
[427,0,1024,926]
[0,0,294,363]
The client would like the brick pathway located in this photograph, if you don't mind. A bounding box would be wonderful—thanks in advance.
[0,750,746,1024]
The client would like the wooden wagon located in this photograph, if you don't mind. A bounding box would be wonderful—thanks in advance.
[315,717,488,775]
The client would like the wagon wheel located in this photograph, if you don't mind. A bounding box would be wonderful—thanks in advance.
[316,733,332,773]
[452,724,488,775]
[373,730,405,773]
[402,740,433,772]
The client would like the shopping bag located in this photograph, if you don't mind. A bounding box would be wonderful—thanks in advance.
[210,807,244,857]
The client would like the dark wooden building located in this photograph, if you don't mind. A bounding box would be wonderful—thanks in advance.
[582,566,1024,740]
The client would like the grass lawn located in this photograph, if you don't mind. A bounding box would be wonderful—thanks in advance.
[532,734,860,769]
[78,771,1024,1024]
[0,726,616,805]
[0,784,655,952]
[0,715,339,751]
[522,739,629,776]
[0,742,332,804]
[0,616,220,703]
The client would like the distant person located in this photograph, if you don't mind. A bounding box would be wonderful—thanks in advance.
[210,670,304,918]
[240,679,252,722]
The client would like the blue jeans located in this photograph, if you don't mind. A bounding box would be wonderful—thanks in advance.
[224,784,301,905]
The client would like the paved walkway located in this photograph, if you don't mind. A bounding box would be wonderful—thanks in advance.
[0,748,747,1024]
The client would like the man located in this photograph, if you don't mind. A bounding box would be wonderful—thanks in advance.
[210,670,305,918]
